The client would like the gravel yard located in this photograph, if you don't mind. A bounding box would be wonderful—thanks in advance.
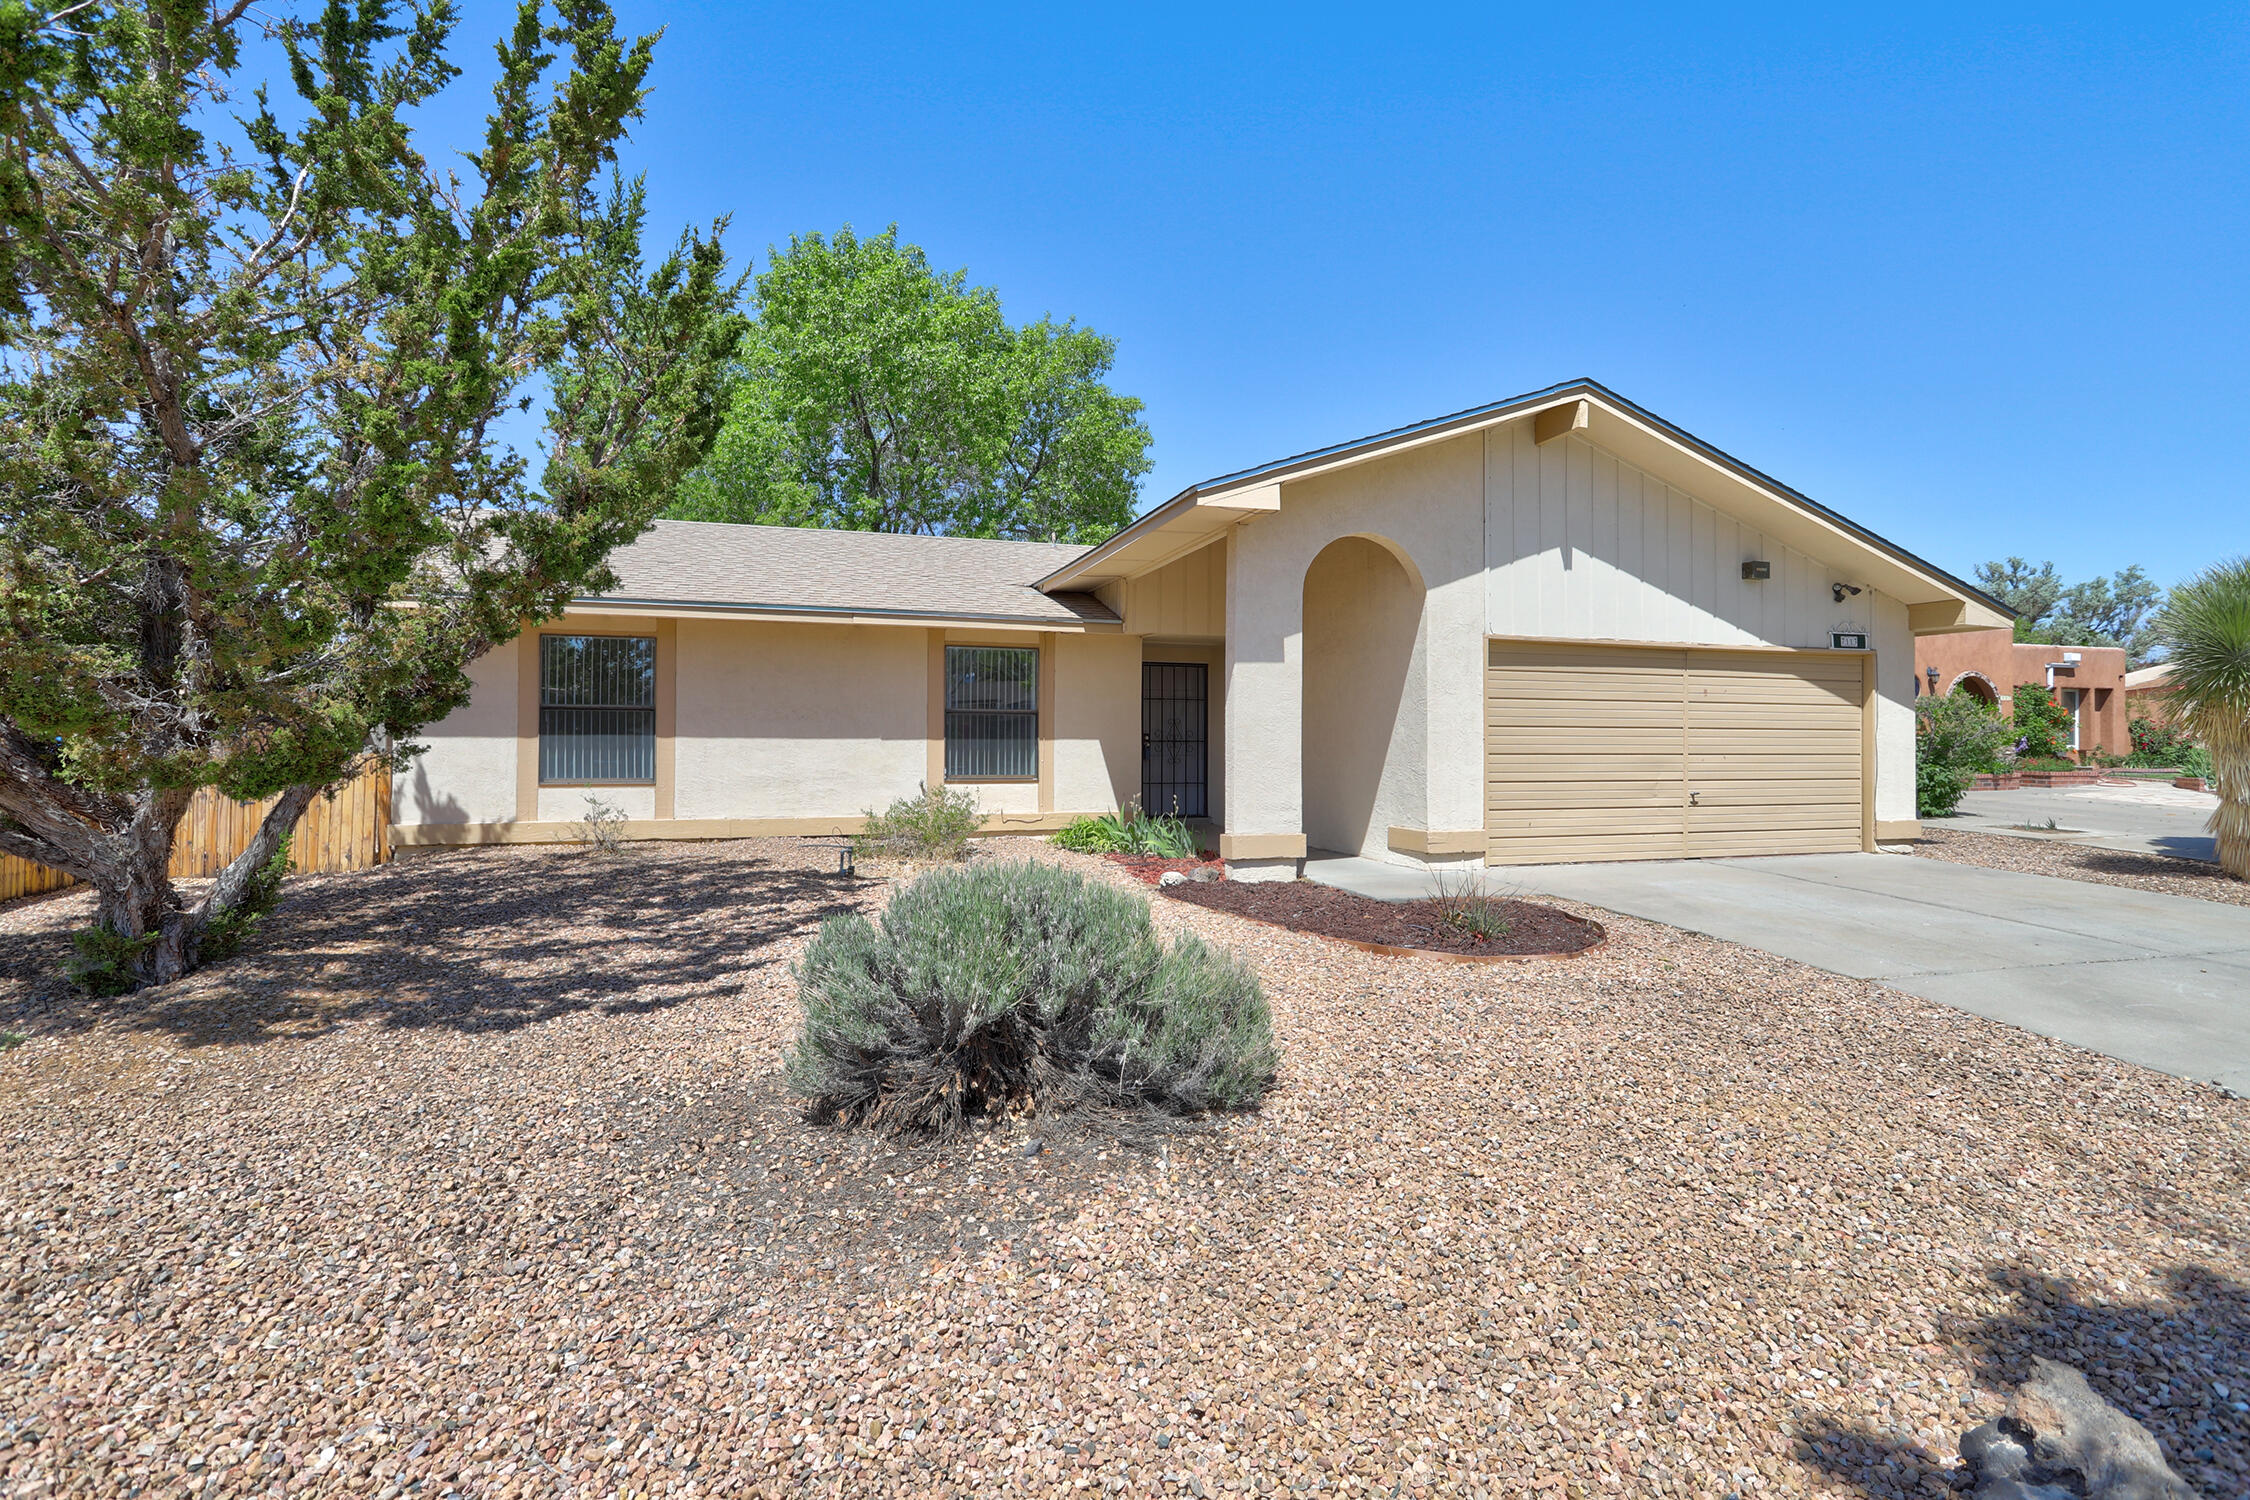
[2,839,2245,1499]
[1911,826,2250,909]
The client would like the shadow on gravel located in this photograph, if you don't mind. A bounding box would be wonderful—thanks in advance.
[0,843,867,1047]
[2080,847,2225,879]
[1794,1262,2249,1498]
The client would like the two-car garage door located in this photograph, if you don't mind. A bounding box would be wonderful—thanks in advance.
[1486,641,1867,865]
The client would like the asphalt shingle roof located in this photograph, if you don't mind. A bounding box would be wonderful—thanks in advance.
[582,520,1113,626]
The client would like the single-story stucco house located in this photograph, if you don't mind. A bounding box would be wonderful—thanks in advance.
[393,379,2011,880]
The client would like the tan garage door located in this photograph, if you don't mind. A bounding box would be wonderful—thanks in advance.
[1485,641,1866,865]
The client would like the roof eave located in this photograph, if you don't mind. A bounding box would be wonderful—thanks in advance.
[1039,378,2013,624]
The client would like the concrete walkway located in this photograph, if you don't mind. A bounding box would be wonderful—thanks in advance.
[1306,851,2250,1093]
[1940,783,2219,863]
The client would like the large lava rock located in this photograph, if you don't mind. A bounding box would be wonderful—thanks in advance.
[1960,1358,2199,1500]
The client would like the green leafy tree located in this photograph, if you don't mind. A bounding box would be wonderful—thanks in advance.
[665,225,1151,542]
[1976,556,2167,662]
[0,1,744,989]
[2152,558,2250,878]
[1975,557,2065,625]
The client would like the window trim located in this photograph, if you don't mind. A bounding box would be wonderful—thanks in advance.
[942,643,1041,784]
[538,630,659,787]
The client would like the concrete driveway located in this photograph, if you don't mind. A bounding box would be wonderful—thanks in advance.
[1942,782,2219,862]
[1310,852,2250,1093]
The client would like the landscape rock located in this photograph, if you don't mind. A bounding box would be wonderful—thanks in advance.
[1186,865,1221,882]
[1157,870,1187,887]
[1962,1359,2201,1500]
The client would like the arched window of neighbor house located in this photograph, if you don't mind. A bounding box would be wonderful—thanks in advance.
[1950,674,1998,707]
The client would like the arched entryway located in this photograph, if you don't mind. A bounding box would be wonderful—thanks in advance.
[1300,535,1425,859]
[1950,672,1998,707]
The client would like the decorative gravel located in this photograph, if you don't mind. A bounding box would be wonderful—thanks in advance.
[2,838,2245,1499]
[1911,826,2250,909]
[1161,880,1600,957]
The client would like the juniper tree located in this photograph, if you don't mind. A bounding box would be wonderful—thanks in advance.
[0,1,744,988]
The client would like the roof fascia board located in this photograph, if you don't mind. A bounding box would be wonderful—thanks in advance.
[561,599,1116,632]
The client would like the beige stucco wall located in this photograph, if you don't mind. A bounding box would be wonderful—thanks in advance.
[1052,632,1143,814]
[538,784,657,822]
[1871,594,1916,829]
[1483,423,1888,650]
[398,641,518,826]
[1226,431,1485,866]
[676,619,927,819]
[1301,537,1426,858]
[399,613,1145,835]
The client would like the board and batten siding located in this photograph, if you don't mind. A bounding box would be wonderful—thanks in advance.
[1483,424,1864,649]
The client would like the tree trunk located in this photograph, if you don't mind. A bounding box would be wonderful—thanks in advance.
[88,782,322,990]
[86,785,198,986]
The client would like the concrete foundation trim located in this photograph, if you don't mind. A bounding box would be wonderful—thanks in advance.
[1224,856,1304,884]
[1220,833,1309,860]
[1875,819,1923,842]
[1387,826,1486,856]
[391,812,1083,848]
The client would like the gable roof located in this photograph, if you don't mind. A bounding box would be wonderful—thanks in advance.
[577,520,1113,628]
[1037,378,2012,630]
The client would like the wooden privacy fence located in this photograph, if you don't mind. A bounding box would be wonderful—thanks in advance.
[0,763,392,903]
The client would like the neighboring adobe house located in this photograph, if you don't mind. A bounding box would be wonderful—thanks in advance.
[1913,630,2129,761]
[393,379,2011,879]
[2123,662,2179,725]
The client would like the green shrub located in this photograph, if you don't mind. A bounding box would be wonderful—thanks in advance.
[65,924,160,997]
[1051,813,1131,853]
[2009,683,2075,761]
[855,782,983,862]
[1915,692,2008,816]
[2126,715,2199,768]
[1050,802,1198,858]
[1917,757,1973,818]
[787,860,1276,1134]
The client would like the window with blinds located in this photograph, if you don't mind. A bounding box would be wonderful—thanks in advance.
[944,645,1038,779]
[540,635,656,784]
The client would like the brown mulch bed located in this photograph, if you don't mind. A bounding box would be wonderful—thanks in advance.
[1161,875,1599,956]
[2,838,2245,1498]
[1912,825,2250,908]
[1103,851,1226,885]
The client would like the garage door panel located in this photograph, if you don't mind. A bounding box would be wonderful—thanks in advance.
[1489,782,1688,810]
[1488,644,1687,672]
[1688,804,1862,832]
[1488,836,1689,865]
[1497,729,1689,754]
[1683,778,1861,805]
[1689,701,1858,726]
[1488,702,1688,727]
[1487,642,1865,864]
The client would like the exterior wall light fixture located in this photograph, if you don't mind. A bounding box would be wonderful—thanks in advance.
[1741,560,1772,580]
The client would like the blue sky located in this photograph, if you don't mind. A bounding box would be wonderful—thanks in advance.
[423,2,2246,590]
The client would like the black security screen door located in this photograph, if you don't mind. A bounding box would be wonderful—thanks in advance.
[1141,662,1208,818]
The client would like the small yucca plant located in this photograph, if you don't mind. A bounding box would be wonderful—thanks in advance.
[2153,557,2250,879]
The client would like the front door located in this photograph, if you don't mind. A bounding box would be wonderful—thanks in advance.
[1141,662,1208,818]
